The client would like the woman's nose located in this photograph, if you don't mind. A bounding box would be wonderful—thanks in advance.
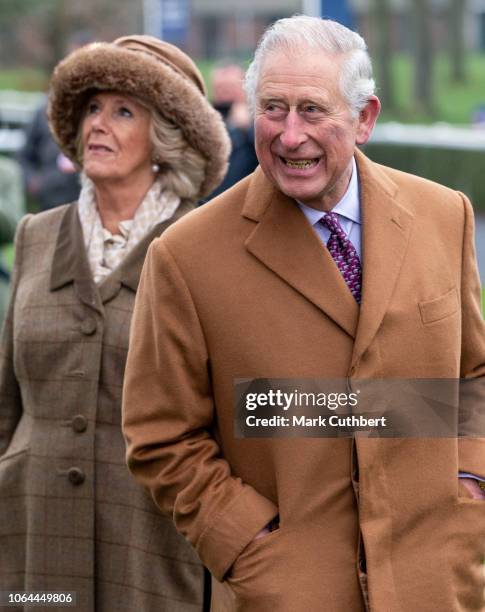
[90,108,110,131]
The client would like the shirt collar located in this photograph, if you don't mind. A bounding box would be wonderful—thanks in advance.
[297,156,360,226]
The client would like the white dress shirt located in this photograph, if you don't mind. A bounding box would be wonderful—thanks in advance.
[297,156,361,259]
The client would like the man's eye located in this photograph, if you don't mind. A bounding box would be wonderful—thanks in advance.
[264,104,285,118]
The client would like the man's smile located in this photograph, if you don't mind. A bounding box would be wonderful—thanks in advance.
[280,157,321,169]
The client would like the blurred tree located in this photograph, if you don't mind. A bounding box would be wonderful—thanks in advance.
[1,0,62,70]
[0,0,38,18]
[0,0,141,73]
[412,0,435,117]
[0,0,54,72]
[373,0,395,113]
[449,0,466,83]
[46,0,68,70]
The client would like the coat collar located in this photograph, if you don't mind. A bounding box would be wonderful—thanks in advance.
[242,167,359,339]
[50,199,194,309]
[50,203,103,314]
[242,149,414,348]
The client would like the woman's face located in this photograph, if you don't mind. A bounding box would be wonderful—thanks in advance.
[81,91,153,186]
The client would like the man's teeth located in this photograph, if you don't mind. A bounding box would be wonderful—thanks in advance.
[284,158,317,169]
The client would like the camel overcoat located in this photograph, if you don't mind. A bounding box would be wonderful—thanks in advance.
[0,202,205,611]
[123,150,485,611]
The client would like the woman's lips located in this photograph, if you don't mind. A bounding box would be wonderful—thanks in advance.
[88,144,114,152]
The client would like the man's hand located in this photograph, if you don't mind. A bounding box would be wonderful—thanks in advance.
[460,477,485,500]
[253,525,272,540]
[253,515,280,540]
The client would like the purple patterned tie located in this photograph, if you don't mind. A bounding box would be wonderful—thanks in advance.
[320,212,362,304]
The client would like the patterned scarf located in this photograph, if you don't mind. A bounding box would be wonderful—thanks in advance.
[77,175,180,284]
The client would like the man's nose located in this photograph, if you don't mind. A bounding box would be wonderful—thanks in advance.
[279,110,308,149]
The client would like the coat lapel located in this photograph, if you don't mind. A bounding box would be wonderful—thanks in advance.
[50,199,194,308]
[98,199,195,304]
[351,150,415,366]
[50,203,103,315]
[243,168,359,338]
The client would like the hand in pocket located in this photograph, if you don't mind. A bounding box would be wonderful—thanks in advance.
[460,477,485,500]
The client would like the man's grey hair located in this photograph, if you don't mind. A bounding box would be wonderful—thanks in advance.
[244,15,375,117]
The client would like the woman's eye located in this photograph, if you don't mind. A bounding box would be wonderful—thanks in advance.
[119,106,133,118]
[86,102,99,115]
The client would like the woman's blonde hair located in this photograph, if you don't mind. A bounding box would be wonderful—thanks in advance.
[147,103,207,200]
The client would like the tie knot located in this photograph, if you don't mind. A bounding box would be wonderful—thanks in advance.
[320,212,345,237]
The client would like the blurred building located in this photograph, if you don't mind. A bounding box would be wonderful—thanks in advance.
[184,0,485,59]
[189,0,299,58]
[3,0,485,73]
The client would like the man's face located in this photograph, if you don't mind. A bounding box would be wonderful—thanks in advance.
[254,49,378,211]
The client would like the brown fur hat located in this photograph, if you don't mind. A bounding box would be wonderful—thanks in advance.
[48,35,231,198]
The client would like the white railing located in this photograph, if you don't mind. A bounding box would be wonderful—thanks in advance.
[0,90,44,154]
[370,122,485,151]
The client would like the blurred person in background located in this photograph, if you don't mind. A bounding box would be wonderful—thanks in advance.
[0,35,229,611]
[205,62,257,200]
[16,33,92,212]
[17,99,81,211]
[0,156,25,323]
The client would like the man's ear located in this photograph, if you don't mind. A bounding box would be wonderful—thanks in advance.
[355,96,381,145]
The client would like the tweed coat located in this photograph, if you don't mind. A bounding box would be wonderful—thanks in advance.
[0,201,205,611]
[123,149,485,612]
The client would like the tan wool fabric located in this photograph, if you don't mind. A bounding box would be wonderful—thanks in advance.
[123,149,485,612]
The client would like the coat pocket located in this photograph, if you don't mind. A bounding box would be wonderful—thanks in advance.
[0,446,30,489]
[223,523,364,611]
[450,500,485,610]
[419,287,458,325]
[224,527,288,611]
[227,527,285,581]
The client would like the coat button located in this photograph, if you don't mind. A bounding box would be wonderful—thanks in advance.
[67,467,85,486]
[80,318,97,335]
[72,414,88,433]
